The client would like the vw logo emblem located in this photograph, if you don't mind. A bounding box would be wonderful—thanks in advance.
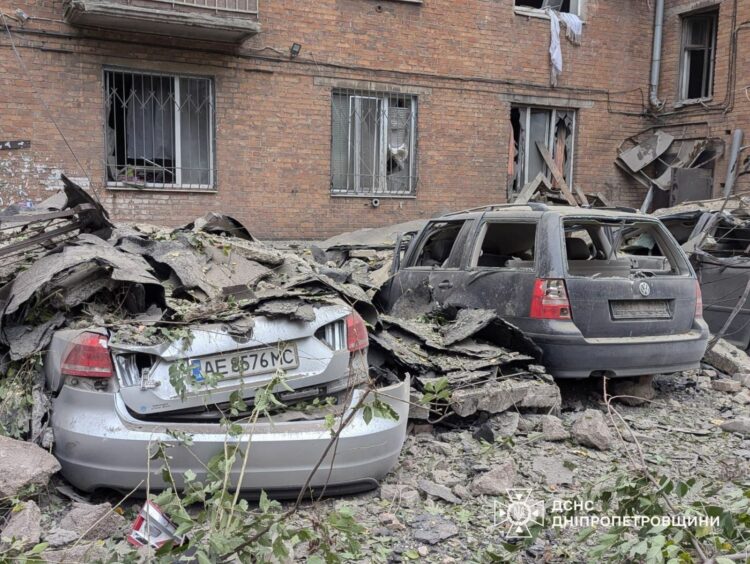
[638,281,651,297]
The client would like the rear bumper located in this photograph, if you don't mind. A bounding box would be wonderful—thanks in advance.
[528,321,709,378]
[50,379,409,495]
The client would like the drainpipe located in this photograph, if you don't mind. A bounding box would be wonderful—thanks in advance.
[649,0,665,109]
[723,129,744,198]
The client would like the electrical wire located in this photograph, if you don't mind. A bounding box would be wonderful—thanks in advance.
[0,14,100,203]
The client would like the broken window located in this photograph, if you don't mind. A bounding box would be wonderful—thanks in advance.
[331,90,417,196]
[514,0,581,15]
[563,219,687,277]
[679,10,717,101]
[411,221,464,268]
[471,222,537,269]
[105,69,214,190]
[509,106,575,200]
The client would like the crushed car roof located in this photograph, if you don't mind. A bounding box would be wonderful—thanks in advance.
[436,203,652,221]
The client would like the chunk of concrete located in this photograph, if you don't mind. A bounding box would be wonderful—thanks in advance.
[1,500,41,549]
[43,543,108,563]
[734,373,750,388]
[380,484,421,508]
[611,375,656,406]
[58,502,127,541]
[418,479,462,504]
[532,457,574,485]
[720,417,750,436]
[713,379,742,393]
[0,435,60,497]
[410,514,459,545]
[704,339,750,375]
[409,390,431,420]
[541,415,570,441]
[470,459,517,496]
[450,379,560,418]
[571,409,613,451]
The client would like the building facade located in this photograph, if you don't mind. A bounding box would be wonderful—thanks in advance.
[0,0,743,239]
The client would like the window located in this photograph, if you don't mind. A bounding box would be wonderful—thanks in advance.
[410,221,463,268]
[679,10,717,102]
[331,90,417,196]
[105,69,215,190]
[472,222,537,269]
[508,106,575,200]
[514,0,582,15]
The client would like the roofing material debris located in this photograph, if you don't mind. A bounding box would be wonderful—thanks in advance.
[0,178,557,428]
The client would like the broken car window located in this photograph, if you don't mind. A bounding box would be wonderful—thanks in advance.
[564,219,686,277]
[410,221,465,268]
[105,69,215,189]
[472,222,537,269]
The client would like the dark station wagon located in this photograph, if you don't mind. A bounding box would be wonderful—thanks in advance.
[380,203,709,379]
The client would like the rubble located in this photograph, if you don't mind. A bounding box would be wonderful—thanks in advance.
[470,459,517,496]
[379,484,421,508]
[571,409,613,451]
[712,379,743,394]
[418,479,462,504]
[703,339,750,376]
[57,502,127,541]
[720,417,750,436]
[541,414,570,441]
[410,514,459,545]
[1,500,42,549]
[532,456,574,486]
[0,435,60,497]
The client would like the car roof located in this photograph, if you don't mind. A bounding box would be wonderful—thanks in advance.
[435,204,654,222]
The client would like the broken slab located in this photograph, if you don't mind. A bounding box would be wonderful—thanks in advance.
[418,479,462,504]
[618,130,675,173]
[0,435,60,497]
[541,414,570,441]
[470,459,517,496]
[532,456,574,485]
[703,338,750,375]
[450,379,560,418]
[380,484,421,508]
[58,501,127,541]
[712,379,742,393]
[410,514,459,545]
[318,219,427,251]
[1,500,41,549]
[571,409,613,451]
[720,417,750,436]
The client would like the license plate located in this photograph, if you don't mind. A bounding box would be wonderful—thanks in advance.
[610,300,671,320]
[189,344,299,381]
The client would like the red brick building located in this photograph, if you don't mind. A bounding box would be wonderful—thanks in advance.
[0,0,745,238]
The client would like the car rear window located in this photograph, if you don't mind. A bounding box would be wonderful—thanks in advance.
[563,218,688,277]
[471,221,537,269]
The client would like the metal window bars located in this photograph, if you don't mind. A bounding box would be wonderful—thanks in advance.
[137,0,258,16]
[104,69,215,191]
[331,89,418,197]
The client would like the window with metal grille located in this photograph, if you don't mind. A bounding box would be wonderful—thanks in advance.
[104,69,215,190]
[679,10,718,102]
[508,106,575,200]
[514,0,582,15]
[331,90,417,196]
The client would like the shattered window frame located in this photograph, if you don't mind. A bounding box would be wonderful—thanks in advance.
[678,9,718,103]
[331,89,418,197]
[513,0,583,17]
[405,220,467,269]
[508,106,576,201]
[103,68,216,192]
[469,219,539,270]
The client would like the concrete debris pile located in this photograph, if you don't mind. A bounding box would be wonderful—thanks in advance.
[311,224,560,421]
[1,177,558,431]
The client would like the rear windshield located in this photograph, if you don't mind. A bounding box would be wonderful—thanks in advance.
[563,218,688,277]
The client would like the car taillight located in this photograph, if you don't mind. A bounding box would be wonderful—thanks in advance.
[695,280,703,319]
[530,278,572,320]
[346,312,369,352]
[61,332,114,378]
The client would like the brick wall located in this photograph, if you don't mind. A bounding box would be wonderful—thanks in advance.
[654,0,750,196]
[0,0,655,238]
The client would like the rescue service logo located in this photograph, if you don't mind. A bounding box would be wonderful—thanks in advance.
[493,489,545,538]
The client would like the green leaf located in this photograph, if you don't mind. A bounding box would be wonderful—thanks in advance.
[363,405,373,425]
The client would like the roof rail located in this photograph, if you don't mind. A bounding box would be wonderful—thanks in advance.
[442,202,548,217]
[595,206,639,213]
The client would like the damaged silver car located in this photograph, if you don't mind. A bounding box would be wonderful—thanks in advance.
[45,307,408,495]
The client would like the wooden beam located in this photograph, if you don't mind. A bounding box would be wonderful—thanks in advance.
[573,184,589,206]
[514,172,546,204]
[535,141,578,206]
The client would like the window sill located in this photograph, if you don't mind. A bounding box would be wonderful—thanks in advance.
[673,97,713,109]
[107,183,217,194]
[513,6,585,22]
[330,192,416,200]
